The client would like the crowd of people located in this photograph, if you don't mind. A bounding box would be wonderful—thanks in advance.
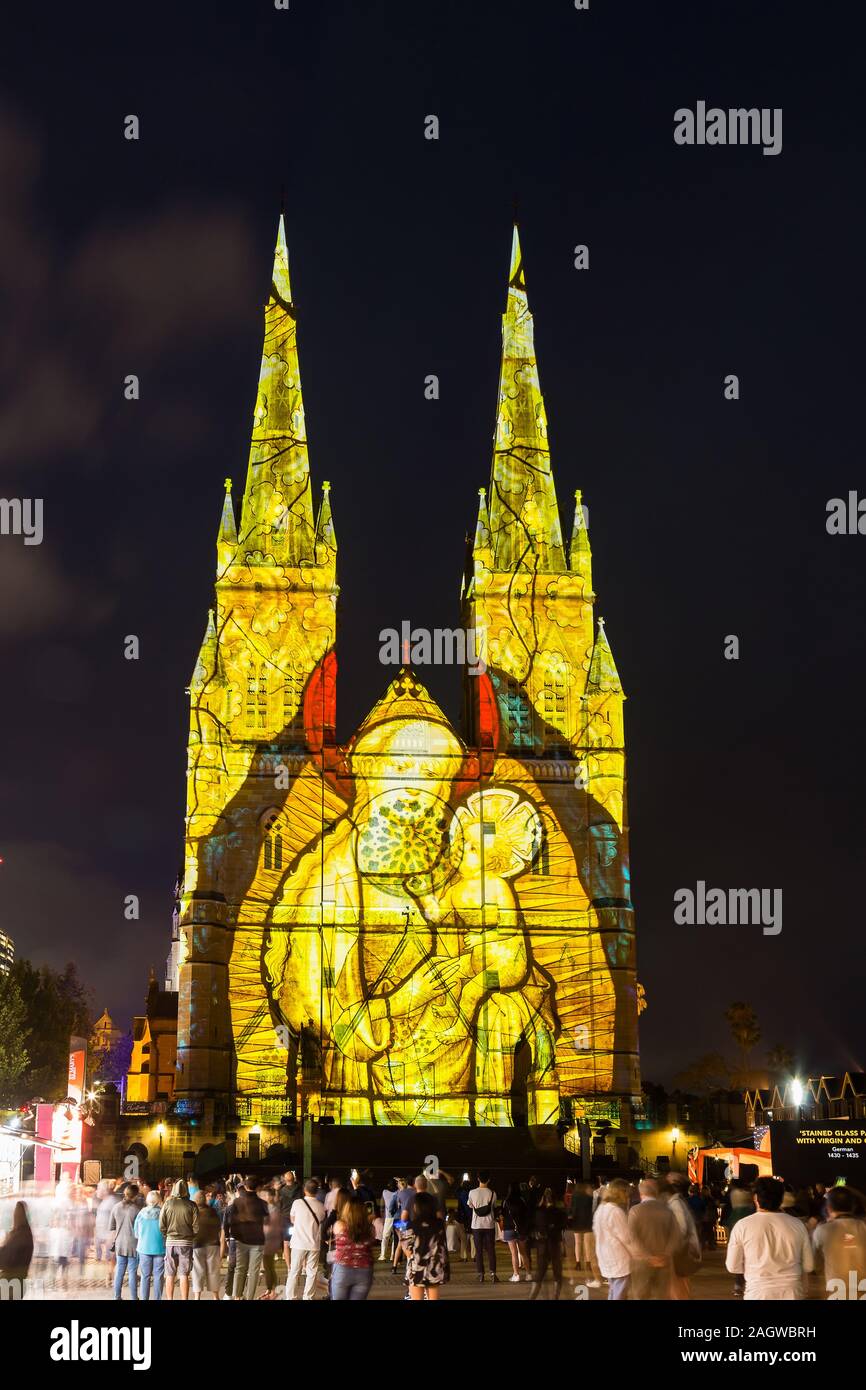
[1,1165,863,1302]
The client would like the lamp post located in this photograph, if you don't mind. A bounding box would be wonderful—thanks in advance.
[671,1126,680,1164]
[790,1078,804,1123]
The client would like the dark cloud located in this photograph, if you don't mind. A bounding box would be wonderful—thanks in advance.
[0,839,165,1022]
[0,544,113,635]
[0,106,258,466]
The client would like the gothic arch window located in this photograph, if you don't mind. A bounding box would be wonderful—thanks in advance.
[541,657,570,751]
[262,810,283,872]
[245,662,270,733]
[282,656,305,737]
[501,675,533,751]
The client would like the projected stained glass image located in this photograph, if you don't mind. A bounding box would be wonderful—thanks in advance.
[174,218,639,1128]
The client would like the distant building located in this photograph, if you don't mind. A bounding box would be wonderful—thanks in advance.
[126,975,179,1105]
[745,1072,866,1125]
[90,1008,122,1055]
[0,929,12,976]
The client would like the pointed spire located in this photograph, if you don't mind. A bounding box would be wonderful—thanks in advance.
[219,478,237,543]
[237,214,316,566]
[272,211,292,303]
[474,486,491,555]
[217,478,237,573]
[586,616,623,696]
[569,487,592,590]
[315,480,337,563]
[189,608,224,691]
[487,225,566,573]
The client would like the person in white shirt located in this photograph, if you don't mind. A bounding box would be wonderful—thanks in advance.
[592,1179,632,1299]
[726,1177,814,1300]
[286,1180,326,1301]
[323,1178,342,1215]
[467,1172,498,1284]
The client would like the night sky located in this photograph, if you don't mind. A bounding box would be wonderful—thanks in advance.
[1,1,862,1085]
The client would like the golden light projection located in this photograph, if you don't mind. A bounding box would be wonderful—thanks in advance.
[174,218,639,1128]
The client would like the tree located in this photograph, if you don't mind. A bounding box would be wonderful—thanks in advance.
[92,1029,133,1089]
[10,959,92,1100]
[725,1002,761,1081]
[0,972,30,1106]
[766,1044,795,1075]
[673,1052,734,1094]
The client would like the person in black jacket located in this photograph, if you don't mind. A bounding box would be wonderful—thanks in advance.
[0,1201,34,1297]
[500,1184,531,1282]
[225,1180,269,1300]
[528,1189,567,1300]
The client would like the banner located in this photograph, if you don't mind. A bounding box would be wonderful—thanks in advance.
[67,1036,87,1105]
[769,1119,866,1188]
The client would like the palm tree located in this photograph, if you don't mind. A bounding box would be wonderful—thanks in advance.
[725,1002,761,1082]
[766,1043,795,1075]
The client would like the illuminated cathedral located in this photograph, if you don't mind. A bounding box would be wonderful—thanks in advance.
[170,216,641,1140]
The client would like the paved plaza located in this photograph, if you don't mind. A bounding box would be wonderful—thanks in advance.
[24,1247,829,1303]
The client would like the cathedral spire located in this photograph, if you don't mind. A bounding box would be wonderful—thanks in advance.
[473,486,491,557]
[315,480,337,563]
[188,608,226,692]
[569,487,592,592]
[586,616,623,696]
[487,225,566,573]
[237,213,316,566]
[217,477,237,573]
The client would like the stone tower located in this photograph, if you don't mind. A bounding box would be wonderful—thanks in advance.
[175,216,337,1104]
[462,226,639,1104]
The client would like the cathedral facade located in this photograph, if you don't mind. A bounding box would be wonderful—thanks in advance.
[172,217,640,1137]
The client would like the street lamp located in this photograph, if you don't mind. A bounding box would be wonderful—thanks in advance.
[790,1078,804,1121]
[671,1126,680,1163]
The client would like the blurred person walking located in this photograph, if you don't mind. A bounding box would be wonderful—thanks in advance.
[259,1185,282,1299]
[0,1201,33,1297]
[666,1173,702,1299]
[380,1178,405,1262]
[593,1179,632,1300]
[813,1186,866,1298]
[192,1190,223,1300]
[94,1179,121,1289]
[628,1178,677,1299]
[527,1189,567,1299]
